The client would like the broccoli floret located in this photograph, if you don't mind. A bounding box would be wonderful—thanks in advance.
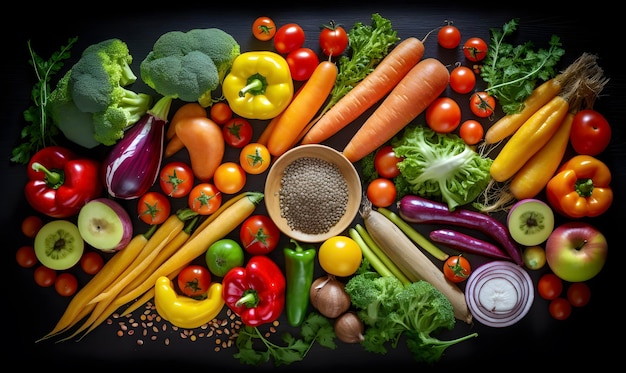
[140,28,240,106]
[92,91,152,145]
[344,272,478,364]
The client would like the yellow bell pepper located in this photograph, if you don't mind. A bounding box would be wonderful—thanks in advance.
[222,51,294,120]
[154,276,225,329]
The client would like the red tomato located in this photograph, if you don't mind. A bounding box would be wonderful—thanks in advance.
[319,21,349,57]
[210,102,233,125]
[459,120,484,145]
[274,23,305,54]
[80,251,104,275]
[252,16,277,41]
[159,161,195,198]
[549,297,572,320]
[443,255,471,283]
[374,145,402,178]
[177,265,212,298]
[21,215,43,238]
[16,245,38,268]
[567,282,591,307]
[426,97,461,133]
[286,48,320,81]
[213,162,247,194]
[438,23,461,49]
[463,37,488,62]
[188,183,222,215]
[570,109,612,156]
[538,273,563,300]
[366,178,397,208]
[469,91,496,118]
[138,191,171,225]
[34,265,56,287]
[223,117,253,148]
[55,272,78,297]
[240,214,281,255]
[449,66,476,94]
[240,142,271,175]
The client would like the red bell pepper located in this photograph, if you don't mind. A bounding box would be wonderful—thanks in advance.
[25,146,103,218]
[222,255,286,327]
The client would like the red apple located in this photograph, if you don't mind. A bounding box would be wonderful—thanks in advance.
[545,221,607,282]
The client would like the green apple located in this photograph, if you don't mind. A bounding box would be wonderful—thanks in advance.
[34,220,84,270]
[77,198,133,252]
[205,238,244,277]
[545,221,608,282]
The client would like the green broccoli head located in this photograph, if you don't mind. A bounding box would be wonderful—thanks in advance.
[92,90,152,145]
[83,38,137,86]
[140,28,240,106]
[393,280,455,334]
[344,272,404,325]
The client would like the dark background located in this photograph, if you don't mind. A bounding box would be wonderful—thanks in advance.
[3,2,623,371]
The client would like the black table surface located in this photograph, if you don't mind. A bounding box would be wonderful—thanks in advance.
[3,3,624,371]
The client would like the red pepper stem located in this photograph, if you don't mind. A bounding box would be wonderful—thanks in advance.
[31,162,63,189]
[235,289,259,308]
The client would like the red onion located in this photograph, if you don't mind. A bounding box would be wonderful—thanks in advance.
[465,261,534,328]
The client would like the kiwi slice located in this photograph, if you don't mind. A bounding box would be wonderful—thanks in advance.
[507,199,555,246]
[34,220,84,270]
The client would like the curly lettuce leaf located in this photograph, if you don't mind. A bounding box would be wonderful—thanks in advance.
[391,125,493,211]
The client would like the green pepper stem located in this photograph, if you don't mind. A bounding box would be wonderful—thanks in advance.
[239,73,268,97]
[31,162,64,189]
[575,178,594,197]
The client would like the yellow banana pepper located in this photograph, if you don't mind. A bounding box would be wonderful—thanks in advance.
[154,276,225,329]
[222,51,294,120]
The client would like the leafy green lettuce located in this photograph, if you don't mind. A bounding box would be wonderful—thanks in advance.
[391,125,492,211]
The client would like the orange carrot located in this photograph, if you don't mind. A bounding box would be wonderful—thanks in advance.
[257,86,304,146]
[164,103,208,157]
[267,61,337,157]
[342,58,449,163]
[301,37,425,145]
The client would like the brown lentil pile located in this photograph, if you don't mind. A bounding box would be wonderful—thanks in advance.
[279,156,349,234]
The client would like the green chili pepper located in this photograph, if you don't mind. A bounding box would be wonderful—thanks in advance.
[283,239,316,327]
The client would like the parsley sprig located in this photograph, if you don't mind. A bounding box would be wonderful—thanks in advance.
[233,312,337,367]
[11,37,78,164]
[481,18,565,115]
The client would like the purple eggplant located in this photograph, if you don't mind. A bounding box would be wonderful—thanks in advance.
[101,96,172,199]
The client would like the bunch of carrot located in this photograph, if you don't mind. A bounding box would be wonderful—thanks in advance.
[36,191,264,343]
[483,53,607,202]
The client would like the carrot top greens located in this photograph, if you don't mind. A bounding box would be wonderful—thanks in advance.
[481,18,565,115]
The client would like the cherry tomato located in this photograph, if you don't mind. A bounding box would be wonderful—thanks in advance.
[319,21,349,57]
[177,264,212,298]
[55,272,78,297]
[318,236,362,277]
[443,254,471,283]
[252,16,277,41]
[569,109,612,156]
[449,66,476,94]
[159,161,195,198]
[16,245,38,268]
[374,145,402,178]
[538,273,563,300]
[34,265,56,287]
[426,97,461,133]
[469,91,496,118]
[438,23,461,49]
[286,47,320,81]
[366,178,397,208]
[213,162,247,195]
[137,191,171,225]
[567,282,591,307]
[463,37,488,62]
[223,117,253,148]
[549,297,572,320]
[240,142,271,175]
[459,120,484,145]
[80,251,104,275]
[240,214,281,255]
[274,23,305,54]
[21,215,43,238]
[210,102,233,125]
[188,183,222,215]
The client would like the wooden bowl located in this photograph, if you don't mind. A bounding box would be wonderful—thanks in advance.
[264,144,362,243]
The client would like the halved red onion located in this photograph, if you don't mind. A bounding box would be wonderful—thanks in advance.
[465,261,534,327]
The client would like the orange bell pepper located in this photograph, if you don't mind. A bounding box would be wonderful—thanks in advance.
[546,155,613,218]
